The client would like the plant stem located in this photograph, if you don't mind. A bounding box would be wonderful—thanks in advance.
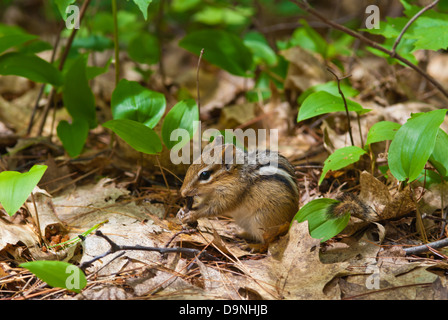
[327,67,355,146]
[111,0,120,86]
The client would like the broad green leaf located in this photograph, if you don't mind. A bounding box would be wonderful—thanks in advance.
[0,52,62,86]
[179,29,254,77]
[111,79,165,129]
[0,165,47,216]
[365,0,448,52]
[62,54,97,129]
[293,198,350,242]
[292,19,328,57]
[127,33,160,65]
[20,261,86,293]
[319,146,367,185]
[162,99,199,149]
[429,128,448,178]
[298,91,370,122]
[365,121,401,146]
[57,119,89,158]
[243,31,277,66]
[131,0,153,20]
[388,109,447,182]
[103,119,162,154]
[0,33,37,54]
[298,81,359,104]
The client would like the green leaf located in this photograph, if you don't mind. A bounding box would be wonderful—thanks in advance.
[243,31,277,66]
[388,109,447,182]
[365,121,401,146]
[0,52,62,86]
[62,54,97,129]
[0,165,47,216]
[292,19,328,57]
[0,33,37,54]
[103,119,162,154]
[131,0,152,20]
[365,0,448,52]
[298,91,370,122]
[429,128,448,178]
[179,29,254,77]
[57,119,89,158]
[319,146,367,185]
[246,72,271,102]
[297,81,359,104]
[111,79,166,129]
[20,261,86,293]
[293,198,350,242]
[127,32,160,65]
[162,99,199,149]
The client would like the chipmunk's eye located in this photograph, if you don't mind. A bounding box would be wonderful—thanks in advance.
[199,170,211,181]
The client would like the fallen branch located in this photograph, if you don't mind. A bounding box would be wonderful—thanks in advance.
[79,230,219,270]
[290,0,448,99]
[403,237,448,255]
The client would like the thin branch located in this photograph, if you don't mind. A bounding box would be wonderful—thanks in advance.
[79,230,219,270]
[391,0,439,56]
[289,0,448,99]
[404,237,448,255]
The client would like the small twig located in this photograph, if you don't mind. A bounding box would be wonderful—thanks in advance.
[289,0,448,99]
[327,67,355,146]
[391,0,439,56]
[79,230,218,270]
[196,48,205,115]
[404,237,448,255]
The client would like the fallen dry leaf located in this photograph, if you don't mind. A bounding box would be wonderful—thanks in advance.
[239,221,350,299]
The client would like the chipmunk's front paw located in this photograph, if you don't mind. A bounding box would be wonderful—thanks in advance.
[176,207,198,228]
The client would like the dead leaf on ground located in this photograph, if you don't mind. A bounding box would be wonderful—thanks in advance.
[239,221,350,299]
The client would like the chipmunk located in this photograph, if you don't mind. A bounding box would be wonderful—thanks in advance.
[177,135,299,244]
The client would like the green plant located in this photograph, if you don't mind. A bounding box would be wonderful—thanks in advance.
[0,165,47,216]
[20,261,87,293]
[296,87,448,240]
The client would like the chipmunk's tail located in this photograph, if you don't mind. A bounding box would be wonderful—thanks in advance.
[327,193,377,221]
